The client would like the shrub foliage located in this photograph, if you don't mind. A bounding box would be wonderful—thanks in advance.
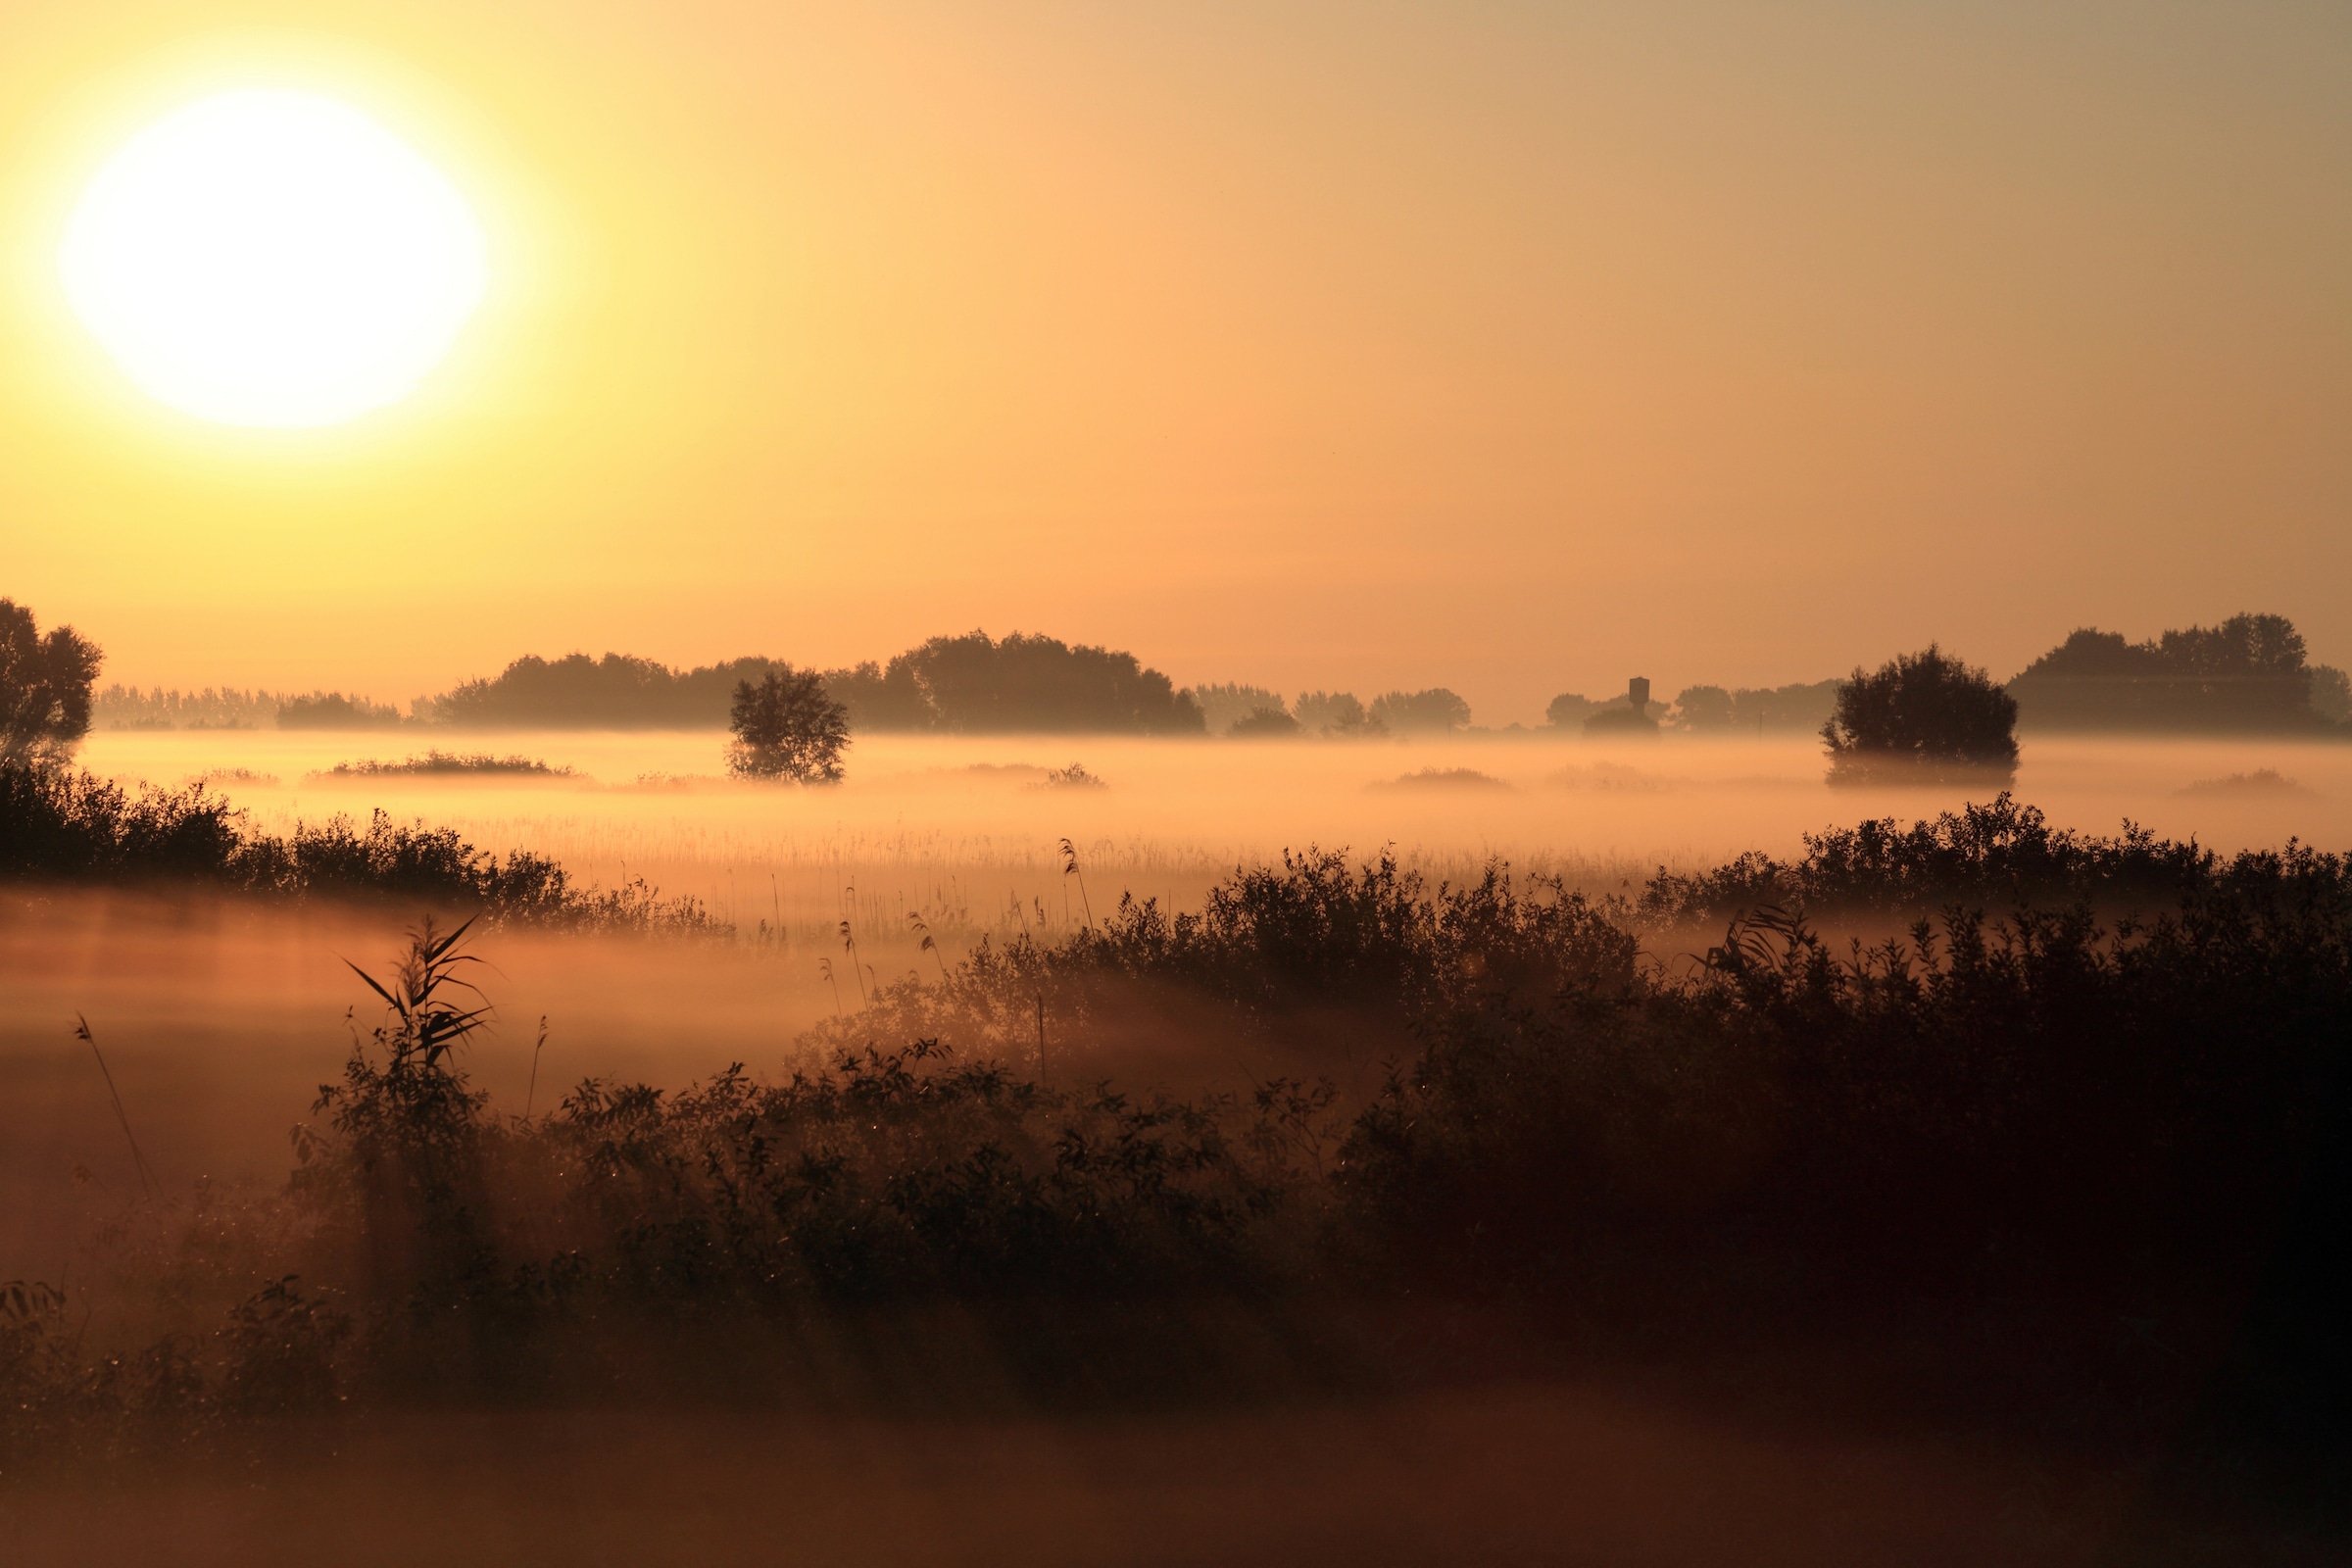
[1823,644,2020,785]
[0,765,709,930]
[9,802,2352,1466]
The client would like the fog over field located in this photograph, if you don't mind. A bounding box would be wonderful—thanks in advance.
[10,726,2349,1281]
[11,0,2352,1555]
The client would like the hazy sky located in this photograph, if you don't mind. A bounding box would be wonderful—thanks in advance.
[2,1,2346,722]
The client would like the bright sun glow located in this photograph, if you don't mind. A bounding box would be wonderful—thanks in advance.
[59,89,487,429]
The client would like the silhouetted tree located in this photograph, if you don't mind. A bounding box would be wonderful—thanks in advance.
[0,599,102,768]
[1824,646,2018,786]
[727,667,851,782]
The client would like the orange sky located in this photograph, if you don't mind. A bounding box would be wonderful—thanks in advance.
[1,1,2347,723]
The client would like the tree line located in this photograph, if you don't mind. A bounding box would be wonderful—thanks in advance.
[70,607,2352,750]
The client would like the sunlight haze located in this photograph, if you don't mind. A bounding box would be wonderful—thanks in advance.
[0,1,2346,719]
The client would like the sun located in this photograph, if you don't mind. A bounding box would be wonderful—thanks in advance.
[59,89,488,430]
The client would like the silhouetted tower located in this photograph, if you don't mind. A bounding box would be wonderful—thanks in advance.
[1627,676,1649,714]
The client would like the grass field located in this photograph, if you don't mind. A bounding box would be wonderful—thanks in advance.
[8,728,2351,1563]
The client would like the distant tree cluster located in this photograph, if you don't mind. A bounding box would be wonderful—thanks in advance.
[1546,680,1838,735]
[1183,682,1291,735]
[1665,679,1841,734]
[1228,707,1301,737]
[278,692,408,730]
[94,684,287,731]
[1368,689,1471,735]
[0,599,102,768]
[1175,686,1476,739]
[866,631,1204,734]
[2009,612,2343,733]
[415,633,1202,738]
[1293,692,1382,737]
[429,653,772,729]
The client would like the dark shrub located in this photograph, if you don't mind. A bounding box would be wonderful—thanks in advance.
[0,765,709,931]
[1823,645,2018,785]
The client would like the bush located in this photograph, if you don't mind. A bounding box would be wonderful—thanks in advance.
[1823,645,2018,785]
[0,764,710,931]
[1638,794,2216,924]
[726,667,851,782]
[12,810,2352,1464]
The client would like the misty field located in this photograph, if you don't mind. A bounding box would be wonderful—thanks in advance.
[10,728,2351,1271]
[7,729,2352,1564]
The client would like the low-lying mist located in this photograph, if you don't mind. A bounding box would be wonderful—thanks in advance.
[8,731,2352,1561]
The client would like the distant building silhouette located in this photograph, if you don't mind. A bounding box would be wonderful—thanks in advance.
[1583,677,1660,737]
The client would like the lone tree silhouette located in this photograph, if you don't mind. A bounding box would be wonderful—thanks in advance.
[1823,645,2018,786]
[727,666,850,783]
[0,598,102,769]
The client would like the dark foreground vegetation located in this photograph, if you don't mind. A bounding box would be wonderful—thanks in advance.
[0,765,708,931]
[4,794,2347,1550]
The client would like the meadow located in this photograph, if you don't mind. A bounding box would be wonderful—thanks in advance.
[6,726,2352,1562]
[12,727,2351,1277]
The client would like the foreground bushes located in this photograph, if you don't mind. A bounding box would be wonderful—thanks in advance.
[8,802,2352,1460]
[0,764,709,931]
[1639,792,2298,923]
